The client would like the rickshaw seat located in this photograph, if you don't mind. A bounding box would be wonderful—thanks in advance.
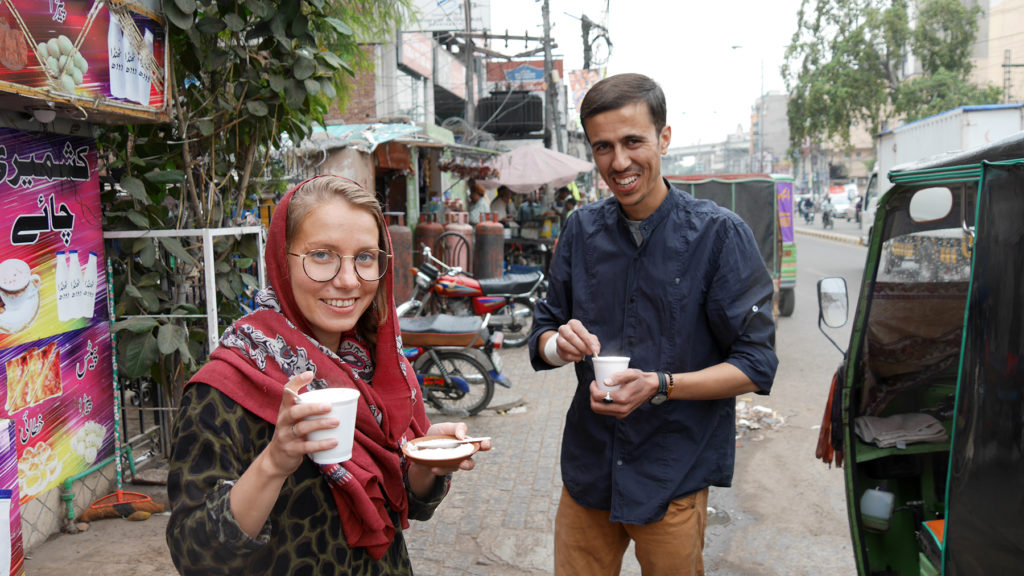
[918,519,945,571]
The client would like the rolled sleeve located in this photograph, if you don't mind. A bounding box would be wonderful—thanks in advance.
[707,219,778,393]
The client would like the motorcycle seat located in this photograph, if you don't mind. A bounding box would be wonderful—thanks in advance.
[399,314,484,347]
[477,272,541,296]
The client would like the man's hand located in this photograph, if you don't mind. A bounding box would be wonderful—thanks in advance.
[589,370,659,418]
[546,319,601,364]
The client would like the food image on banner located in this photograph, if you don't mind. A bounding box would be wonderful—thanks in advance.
[0,324,114,505]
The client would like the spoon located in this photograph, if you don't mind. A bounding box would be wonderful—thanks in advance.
[413,436,491,450]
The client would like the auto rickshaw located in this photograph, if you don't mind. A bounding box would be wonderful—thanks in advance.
[666,173,797,316]
[816,132,1024,575]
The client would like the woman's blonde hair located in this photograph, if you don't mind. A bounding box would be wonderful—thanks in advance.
[286,176,389,345]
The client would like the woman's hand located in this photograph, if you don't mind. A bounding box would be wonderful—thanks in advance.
[262,371,338,479]
[406,422,492,497]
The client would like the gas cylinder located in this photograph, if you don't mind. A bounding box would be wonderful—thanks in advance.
[443,212,474,273]
[385,212,413,303]
[413,213,443,267]
[474,213,505,279]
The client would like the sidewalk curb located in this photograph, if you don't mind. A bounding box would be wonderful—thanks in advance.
[796,227,865,246]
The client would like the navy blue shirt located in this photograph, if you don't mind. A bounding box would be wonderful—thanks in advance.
[529,182,777,525]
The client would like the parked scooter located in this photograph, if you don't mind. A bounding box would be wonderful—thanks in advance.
[399,313,510,416]
[397,245,544,348]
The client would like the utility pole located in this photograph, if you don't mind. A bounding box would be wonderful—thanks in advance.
[542,0,563,152]
[464,0,474,129]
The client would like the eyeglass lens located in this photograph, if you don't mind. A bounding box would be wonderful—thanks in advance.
[301,249,389,282]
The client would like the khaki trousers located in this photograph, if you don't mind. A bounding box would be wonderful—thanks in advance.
[554,486,708,576]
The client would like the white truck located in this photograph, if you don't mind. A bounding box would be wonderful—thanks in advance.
[864,104,1024,231]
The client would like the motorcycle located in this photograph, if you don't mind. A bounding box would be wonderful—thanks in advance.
[821,204,834,229]
[397,245,544,348]
[399,313,510,416]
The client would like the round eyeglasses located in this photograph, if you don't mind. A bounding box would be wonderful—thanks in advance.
[287,249,391,282]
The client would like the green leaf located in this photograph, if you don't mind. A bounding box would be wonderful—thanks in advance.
[234,257,254,269]
[223,13,245,32]
[163,0,193,31]
[246,100,269,116]
[293,56,316,80]
[215,261,231,273]
[138,287,162,312]
[121,176,147,201]
[303,78,320,95]
[157,322,187,355]
[196,16,226,35]
[158,236,196,266]
[317,50,345,69]
[324,17,353,36]
[321,79,336,99]
[173,0,196,15]
[285,79,306,108]
[269,74,285,92]
[171,302,202,315]
[217,275,237,299]
[111,316,159,334]
[139,239,156,267]
[118,331,160,379]
[198,119,215,136]
[144,169,186,185]
[127,210,151,228]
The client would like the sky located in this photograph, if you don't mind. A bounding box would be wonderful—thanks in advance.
[482,0,807,147]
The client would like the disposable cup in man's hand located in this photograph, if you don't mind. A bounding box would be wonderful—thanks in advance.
[299,388,360,464]
[593,356,630,391]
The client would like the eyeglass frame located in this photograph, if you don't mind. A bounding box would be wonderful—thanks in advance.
[286,248,392,283]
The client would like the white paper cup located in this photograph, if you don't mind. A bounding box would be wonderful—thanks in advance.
[299,387,360,464]
[593,356,630,391]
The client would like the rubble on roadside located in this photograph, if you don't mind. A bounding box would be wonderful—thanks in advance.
[735,397,785,441]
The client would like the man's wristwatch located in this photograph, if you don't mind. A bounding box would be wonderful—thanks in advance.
[650,372,670,405]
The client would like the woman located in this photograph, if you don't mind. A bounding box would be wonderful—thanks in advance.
[166,176,489,575]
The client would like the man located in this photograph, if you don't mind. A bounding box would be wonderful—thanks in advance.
[562,197,577,222]
[528,73,777,576]
[490,185,516,221]
[466,179,490,225]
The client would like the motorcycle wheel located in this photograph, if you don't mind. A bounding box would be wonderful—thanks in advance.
[415,350,494,416]
[499,298,535,348]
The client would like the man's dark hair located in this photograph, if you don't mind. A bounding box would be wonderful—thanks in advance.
[579,73,667,140]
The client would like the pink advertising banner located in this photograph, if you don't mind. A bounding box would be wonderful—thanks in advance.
[0,127,113,506]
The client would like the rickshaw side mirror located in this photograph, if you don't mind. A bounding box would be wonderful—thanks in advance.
[818,277,849,328]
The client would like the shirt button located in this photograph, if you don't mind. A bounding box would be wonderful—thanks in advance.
[630,296,636,303]
[616,459,623,466]
[752,305,759,312]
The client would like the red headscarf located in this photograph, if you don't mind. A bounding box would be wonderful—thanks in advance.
[188,175,429,559]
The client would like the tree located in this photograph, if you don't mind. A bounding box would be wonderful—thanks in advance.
[783,0,1002,151]
[99,0,410,409]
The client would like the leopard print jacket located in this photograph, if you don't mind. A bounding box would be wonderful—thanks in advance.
[166,384,448,575]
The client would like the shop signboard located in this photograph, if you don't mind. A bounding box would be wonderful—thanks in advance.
[0,127,113,506]
[0,0,167,123]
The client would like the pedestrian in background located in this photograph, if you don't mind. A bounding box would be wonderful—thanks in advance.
[490,185,516,222]
[467,179,490,225]
[529,73,777,576]
[166,175,490,575]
